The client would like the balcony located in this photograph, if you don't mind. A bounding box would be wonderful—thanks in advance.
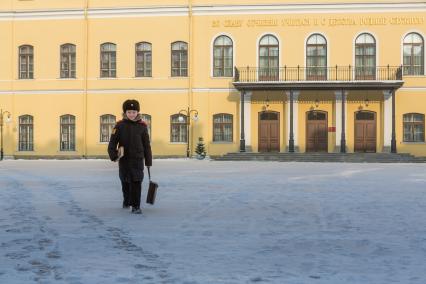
[233,65,404,91]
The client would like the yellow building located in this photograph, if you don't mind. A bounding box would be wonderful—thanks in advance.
[0,0,425,158]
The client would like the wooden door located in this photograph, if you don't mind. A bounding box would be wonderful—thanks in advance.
[354,111,376,153]
[306,111,328,152]
[258,112,280,152]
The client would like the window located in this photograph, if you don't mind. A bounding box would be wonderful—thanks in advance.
[141,114,152,139]
[213,113,233,142]
[136,42,152,77]
[307,111,327,121]
[260,112,279,121]
[170,114,187,142]
[213,35,233,77]
[100,114,116,142]
[60,44,76,78]
[171,41,188,77]
[60,115,76,151]
[306,34,327,80]
[403,33,424,76]
[403,113,425,142]
[19,45,34,79]
[100,43,116,78]
[19,115,33,151]
[259,35,279,81]
[355,111,375,120]
[355,33,376,80]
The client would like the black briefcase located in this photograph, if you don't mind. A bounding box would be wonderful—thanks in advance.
[146,167,158,205]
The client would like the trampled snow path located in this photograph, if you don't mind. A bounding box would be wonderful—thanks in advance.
[0,160,426,284]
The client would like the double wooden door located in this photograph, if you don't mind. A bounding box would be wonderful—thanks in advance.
[258,112,280,152]
[306,111,328,152]
[354,111,377,153]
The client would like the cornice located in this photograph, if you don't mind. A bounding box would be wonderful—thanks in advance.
[0,3,425,21]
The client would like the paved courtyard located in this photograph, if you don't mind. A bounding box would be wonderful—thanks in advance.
[0,160,425,284]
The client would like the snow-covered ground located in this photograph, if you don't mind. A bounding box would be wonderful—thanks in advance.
[0,159,425,284]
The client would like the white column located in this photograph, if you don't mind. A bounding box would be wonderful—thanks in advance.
[334,90,348,152]
[335,91,342,150]
[383,90,392,152]
[286,91,300,152]
[244,91,252,152]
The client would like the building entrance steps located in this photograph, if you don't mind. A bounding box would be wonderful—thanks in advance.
[213,152,426,163]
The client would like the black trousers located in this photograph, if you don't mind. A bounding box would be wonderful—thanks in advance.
[121,181,142,208]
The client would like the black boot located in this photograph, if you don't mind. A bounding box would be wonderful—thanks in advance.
[122,201,130,209]
[131,207,142,214]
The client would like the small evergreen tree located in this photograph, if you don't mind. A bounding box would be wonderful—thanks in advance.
[195,137,206,159]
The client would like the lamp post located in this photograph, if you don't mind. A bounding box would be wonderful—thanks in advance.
[178,107,199,158]
[0,109,12,161]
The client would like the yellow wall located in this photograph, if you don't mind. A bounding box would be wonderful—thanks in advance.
[396,91,426,156]
[12,94,84,157]
[0,1,425,158]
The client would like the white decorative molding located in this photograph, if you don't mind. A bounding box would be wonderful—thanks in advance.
[383,90,393,148]
[244,91,252,148]
[192,88,238,93]
[0,87,241,96]
[192,3,426,15]
[334,90,348,149]
[0,10,84,21]
[400,87,426,91]
[0,88,189,95]
[88,6,189,19]
[285,91,300,148]
[1,2,425,21]
[0,12,14,21]
[0,7,188,21]
[89,88,188,94]
[0,89,84,95]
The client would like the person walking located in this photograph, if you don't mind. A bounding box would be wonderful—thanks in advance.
[108,99,152,214]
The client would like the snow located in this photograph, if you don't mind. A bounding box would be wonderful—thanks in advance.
[0,159,426,284]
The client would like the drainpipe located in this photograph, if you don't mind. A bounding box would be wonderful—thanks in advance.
[11,0,15,158]
[83,0,89,158]
[188,0,194,157]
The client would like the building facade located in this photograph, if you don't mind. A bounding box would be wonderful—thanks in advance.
[0,0,425,158]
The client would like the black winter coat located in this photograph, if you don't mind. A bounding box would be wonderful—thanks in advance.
[108,116,152,182]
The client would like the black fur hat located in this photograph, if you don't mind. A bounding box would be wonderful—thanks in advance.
[122,99,140,112]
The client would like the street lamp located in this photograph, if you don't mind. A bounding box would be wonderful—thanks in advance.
[0,109,12,161]
[178,107,199,158]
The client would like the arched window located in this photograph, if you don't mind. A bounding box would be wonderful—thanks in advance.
[100,114,116,142]
[306,34,327,80]
[259,35,279,81]
[213,113,233,142]
[355,33,376,80]
[403,33,424,75]
[19,45,34,79]
[60,114,76,151]
[141,113,152,139]
[60,44,76,78]
[170,114,187,142]
[403,113,425,142]
[171,41,188,77]
[19,115,33,151]
[136,42,152,77]
[213,35,233,77]
[100,43,116,78]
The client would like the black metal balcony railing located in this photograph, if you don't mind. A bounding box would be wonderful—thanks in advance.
[234,65,403,83]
